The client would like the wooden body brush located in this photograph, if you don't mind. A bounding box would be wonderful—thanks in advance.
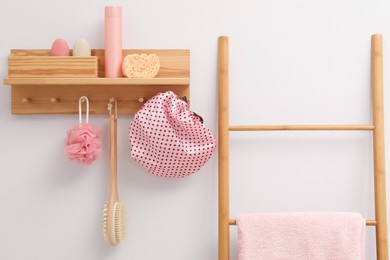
[103,98,126,246]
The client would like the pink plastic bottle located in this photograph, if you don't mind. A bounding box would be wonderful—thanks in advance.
[105,6,122,77]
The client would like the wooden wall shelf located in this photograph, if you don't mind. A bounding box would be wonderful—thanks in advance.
[3,49,190,115]
[4,77,190,86]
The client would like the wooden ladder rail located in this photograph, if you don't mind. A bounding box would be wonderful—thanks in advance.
[218,35,230,260]
[218,35,388,260]
[372,34,388,260]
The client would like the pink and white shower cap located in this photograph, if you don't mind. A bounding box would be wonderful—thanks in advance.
[129,91,216,178]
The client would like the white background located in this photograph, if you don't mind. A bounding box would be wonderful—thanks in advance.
[1,0,390,259]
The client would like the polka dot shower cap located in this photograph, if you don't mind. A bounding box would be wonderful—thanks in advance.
[129,91,216,178]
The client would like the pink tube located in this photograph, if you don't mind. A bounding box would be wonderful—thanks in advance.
[105,6,122,77]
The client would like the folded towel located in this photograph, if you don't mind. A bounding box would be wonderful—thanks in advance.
[237,212,366,260]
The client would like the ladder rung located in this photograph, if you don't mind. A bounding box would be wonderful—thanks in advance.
[229,125,375,131]
[228,219,377,226]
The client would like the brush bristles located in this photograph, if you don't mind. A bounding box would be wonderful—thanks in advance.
[103,202,109,243]
[114,202,126,244]
[102,202,126,246]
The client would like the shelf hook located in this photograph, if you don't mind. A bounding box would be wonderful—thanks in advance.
[51,97,59,103]
[108,97,118,120]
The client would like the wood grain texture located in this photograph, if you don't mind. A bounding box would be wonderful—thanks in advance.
[5,49,190,114]
[218,36,230,260]
[10,49,190,78]
[4,77,189,86]
[106,112,119,246]
[11,84,190,114]
[109,111,119,204]
[371,34,389,260]
[229,125,375,131]
[228,219,378,226]
[8,56,98,78]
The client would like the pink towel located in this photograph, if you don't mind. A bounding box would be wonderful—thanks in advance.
[237,212,366,260]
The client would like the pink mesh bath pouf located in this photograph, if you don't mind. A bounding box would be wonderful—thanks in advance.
[64,96,102,164]
[129,91,217,178]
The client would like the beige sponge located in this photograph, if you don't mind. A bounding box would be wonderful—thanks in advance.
[122,54,160,78]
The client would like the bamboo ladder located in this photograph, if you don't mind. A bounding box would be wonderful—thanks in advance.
[218,35,388,260]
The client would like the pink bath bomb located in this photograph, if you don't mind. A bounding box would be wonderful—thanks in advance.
[51,38,70,56]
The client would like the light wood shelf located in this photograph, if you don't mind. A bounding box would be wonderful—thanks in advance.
[3,77,190,86]
[3,49,190,115]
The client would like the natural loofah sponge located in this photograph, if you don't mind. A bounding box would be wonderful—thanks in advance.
[122,54,160,78]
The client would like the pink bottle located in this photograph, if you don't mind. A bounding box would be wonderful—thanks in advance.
[105,6,122,77]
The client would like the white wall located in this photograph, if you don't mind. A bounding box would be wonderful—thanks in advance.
[1,0,389,259]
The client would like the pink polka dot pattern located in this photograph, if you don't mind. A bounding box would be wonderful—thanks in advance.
[129,91,217,178]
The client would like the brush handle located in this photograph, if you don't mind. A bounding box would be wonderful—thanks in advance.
[105,109,120,246]
[109,114,119,204]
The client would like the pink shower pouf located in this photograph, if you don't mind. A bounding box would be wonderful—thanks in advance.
[64,122,102,164]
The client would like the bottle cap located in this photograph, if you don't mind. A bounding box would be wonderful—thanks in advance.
[105,6,122,17]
